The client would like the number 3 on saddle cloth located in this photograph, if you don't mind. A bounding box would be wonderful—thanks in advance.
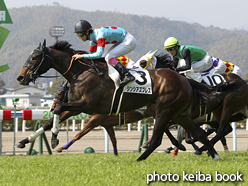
[107,64,152,115]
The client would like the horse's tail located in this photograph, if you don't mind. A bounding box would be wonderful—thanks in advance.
[188,79,219,108]
[216,78,247,92]
[188,78,247,108]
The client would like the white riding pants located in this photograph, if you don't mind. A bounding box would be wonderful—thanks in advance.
[231,65,242,77]
[102,33,137,64]
[179,54,212,83]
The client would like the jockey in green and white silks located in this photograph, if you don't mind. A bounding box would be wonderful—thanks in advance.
[164,37,212,83]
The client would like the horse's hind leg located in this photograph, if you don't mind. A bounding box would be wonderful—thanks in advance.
[195,124,232,154]
[174,115,221,160]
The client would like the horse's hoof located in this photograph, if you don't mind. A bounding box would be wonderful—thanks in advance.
[51,139,59,149]
[164,147,173,153]
[213,154,222,160]
[178,144,186,151]
[224,149,230,154]
[194,150,202,155]
[114,148,118,156]
[14,142,25,149]
[141,141,150,149]
[55,147,63,153]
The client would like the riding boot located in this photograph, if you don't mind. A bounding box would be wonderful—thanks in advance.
[114,62,135,86]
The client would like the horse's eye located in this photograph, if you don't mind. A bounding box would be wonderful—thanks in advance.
[31,56,38,60]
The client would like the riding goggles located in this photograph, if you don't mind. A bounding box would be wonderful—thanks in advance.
[77,32,85,39]
[166,47,175,52]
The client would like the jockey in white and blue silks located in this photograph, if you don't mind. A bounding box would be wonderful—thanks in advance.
[72,20,137,86]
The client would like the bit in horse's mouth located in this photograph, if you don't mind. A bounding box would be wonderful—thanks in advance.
[17,76,30,86]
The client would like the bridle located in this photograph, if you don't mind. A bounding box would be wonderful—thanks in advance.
[23,48,55,83]
[142,55,154,69]
[23,46,104,84]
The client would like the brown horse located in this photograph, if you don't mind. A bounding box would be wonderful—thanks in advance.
[138,54,248,155]
[15,40,242,161]
[51,80,156,155]
[51,81,231,155]
[51,56,233,156]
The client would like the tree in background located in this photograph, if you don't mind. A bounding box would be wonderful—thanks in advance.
[47,76,66,94]
[0,77,7,95]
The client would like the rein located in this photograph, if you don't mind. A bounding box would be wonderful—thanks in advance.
[25,47,105,84]
[62,56,91,76]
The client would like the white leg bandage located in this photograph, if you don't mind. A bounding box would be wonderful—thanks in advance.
[28,127,44,142]
[51,114,60,134]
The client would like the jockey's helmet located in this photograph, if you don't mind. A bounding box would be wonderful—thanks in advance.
[164,37,179,49]
[74,20,92,34]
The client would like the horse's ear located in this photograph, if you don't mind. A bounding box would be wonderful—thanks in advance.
[38,42,41,49]
[151,50,158,58]
[42,39,46,51]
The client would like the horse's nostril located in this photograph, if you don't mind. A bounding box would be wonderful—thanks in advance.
[17,76,24,82]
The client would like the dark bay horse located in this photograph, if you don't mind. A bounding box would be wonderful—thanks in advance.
[15,40,243,161]
[51,82,156,155]
[52,53,230,155]
[51,81,230,155]
[138,52,248,154]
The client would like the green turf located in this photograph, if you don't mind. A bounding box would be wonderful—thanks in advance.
[0,151,247,186]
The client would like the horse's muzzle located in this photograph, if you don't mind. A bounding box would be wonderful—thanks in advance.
[16,75,30,86]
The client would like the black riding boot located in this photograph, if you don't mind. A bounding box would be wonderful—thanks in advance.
[114,62,135,86]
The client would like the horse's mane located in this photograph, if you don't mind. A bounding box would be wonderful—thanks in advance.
[155,53,172,63]
[155,53,173,69]
[49,40,88,56]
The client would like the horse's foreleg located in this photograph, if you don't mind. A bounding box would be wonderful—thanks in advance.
[56,114,108,152]
[50,111,81,149]
[52,99,92,147]
[15,118,54,149]
[137,113,171,161]
[164,126,186,151]
[104,126,118,156]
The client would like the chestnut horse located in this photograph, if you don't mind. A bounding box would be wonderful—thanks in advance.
[15,40,243,161]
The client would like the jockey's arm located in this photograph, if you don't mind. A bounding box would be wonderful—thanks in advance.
[175,48,191,72]
[84,39,105,59]
[171,57,179,70]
